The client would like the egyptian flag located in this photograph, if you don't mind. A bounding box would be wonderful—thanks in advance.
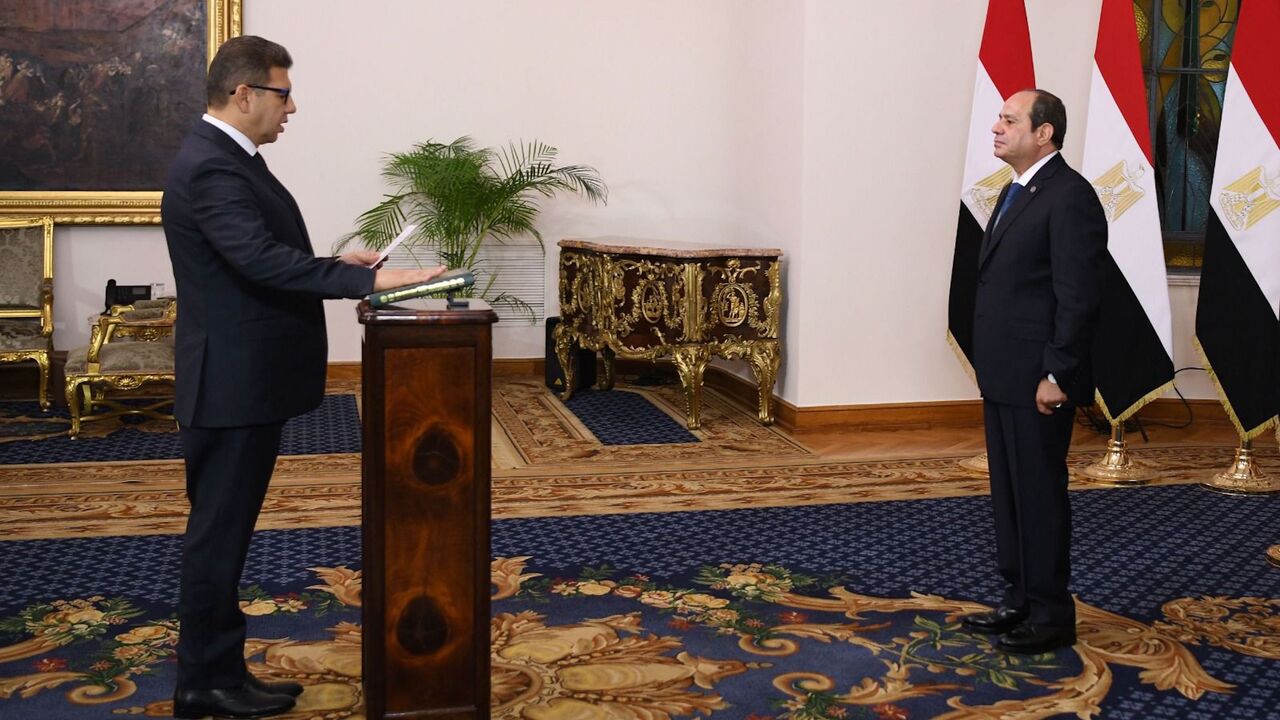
[1195,0,1280,440]
[947,0,1035,379]
[1082,0,1175,422]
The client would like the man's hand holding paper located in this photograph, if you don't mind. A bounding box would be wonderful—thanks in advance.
[338,223,419,269]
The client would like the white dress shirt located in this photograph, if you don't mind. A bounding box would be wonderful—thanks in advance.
[202,113,258,157]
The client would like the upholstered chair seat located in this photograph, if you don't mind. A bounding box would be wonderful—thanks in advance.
[0,319,52,352]
[64,337,175,375]
[64,299,177,437]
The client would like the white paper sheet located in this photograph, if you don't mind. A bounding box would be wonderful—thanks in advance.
[368,223,418,267]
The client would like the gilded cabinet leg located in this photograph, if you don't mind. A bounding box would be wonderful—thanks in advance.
[553,324,576,401]
[34,352,50,411]
[600,348,616,390]
[671,345,709,430]
[746,340,781,425]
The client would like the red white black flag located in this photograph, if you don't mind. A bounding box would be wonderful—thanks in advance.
[948,0,1035,378]
[1082,0,1175,422]
[1195,0,1280,439]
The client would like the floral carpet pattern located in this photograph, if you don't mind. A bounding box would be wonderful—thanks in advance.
[2,545,1274,719]
[2,376,1278,718]
[488,557,1251,720]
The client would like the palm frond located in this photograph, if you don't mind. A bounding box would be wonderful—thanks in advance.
[337,193,409,252]
[486,292,538,322]
[349,136,607,312]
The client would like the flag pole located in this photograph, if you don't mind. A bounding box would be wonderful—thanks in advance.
[1200,439,1280,495]
[1081,423,1155,484]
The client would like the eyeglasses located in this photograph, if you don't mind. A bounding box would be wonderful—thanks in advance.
[232,84,291,101]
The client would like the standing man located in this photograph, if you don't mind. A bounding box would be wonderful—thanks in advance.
[960,89,1106,654]
[162,35,445,718]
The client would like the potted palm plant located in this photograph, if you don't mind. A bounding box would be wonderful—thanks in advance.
[336,136,607,317]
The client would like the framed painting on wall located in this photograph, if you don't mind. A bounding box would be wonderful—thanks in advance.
[0,0,242,224]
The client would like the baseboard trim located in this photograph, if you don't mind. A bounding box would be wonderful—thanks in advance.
[327,361,360,384]
[326,359,1233,432]
[611,359,982,431]
[0,357,1229,431]
[494,358,544,377]
[1130,398,1231,426]
[698,366,982,431]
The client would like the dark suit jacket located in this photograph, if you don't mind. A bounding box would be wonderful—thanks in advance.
[972,153,1107,408]
[161,121,374,428]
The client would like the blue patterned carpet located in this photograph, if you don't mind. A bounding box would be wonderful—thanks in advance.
[0,394,361,464]
[2,484,1277,718]
[563,388,699,445]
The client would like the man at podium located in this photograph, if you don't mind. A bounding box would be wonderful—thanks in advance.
[161,35,444,719]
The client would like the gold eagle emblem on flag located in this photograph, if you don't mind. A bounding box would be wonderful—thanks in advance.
[1219,166,1280,232]
[967,166,1014,223]
[1091,160,1146,223]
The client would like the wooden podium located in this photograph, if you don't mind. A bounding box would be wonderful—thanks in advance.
[358,298,497,719]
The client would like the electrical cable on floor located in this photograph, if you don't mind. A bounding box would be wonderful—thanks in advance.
[1079,366,1206,439]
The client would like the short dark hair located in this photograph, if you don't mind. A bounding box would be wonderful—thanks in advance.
[206,35,292,108]
[1027,89,1066,150]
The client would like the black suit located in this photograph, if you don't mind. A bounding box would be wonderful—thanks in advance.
[161,120,373,689]
[970,152,1106,630]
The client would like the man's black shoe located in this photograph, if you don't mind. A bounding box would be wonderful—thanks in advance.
[996,623,1077,654]
[961,606,1027,635]
[173,684,296,719]
[246,673,304,698]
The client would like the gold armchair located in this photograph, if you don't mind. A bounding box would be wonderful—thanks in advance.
[0,216,55,409]
[64,298,177,437]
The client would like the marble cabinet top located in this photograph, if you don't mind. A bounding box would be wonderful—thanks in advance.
[560,236,783,259]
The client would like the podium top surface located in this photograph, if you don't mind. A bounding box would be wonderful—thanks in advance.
[560,236,783,259]
[357,298,498,326]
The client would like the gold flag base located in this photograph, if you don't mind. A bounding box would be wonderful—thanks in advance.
[1268,545,1280,569]
[1200,441,1280,496]
[1081,426,1155,485]
[959,452,988,475]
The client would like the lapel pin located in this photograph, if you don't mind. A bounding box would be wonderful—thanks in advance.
[1030,186,1037,193]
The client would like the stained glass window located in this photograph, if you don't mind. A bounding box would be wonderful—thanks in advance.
[1134,0,1238,271]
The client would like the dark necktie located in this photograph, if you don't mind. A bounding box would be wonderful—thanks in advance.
[995,182,1023,226]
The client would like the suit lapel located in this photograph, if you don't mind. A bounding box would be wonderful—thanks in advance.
[978,154,1066,270]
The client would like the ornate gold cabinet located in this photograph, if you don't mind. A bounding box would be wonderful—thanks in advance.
[554,238,783,429]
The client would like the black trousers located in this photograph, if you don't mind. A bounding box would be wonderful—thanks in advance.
[176,422,284,690]
[982,400,1076,629]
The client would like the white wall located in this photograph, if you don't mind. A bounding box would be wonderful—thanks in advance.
[257,0,805,365]
[793,1,988,406]
[52,225,176,352]
[48,0,1213,405]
